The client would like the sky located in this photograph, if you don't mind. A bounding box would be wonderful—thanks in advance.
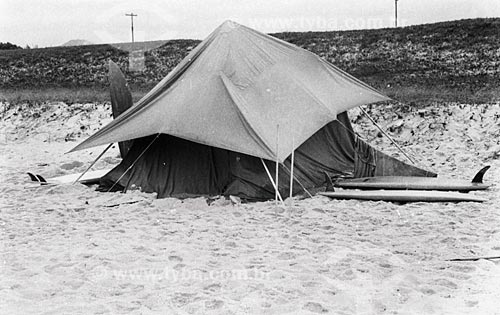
[1,0,499,48]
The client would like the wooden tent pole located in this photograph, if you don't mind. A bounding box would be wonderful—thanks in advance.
[289,137,295,200]
[261,158,284,204]
[275,124,280,205]
[73,143,113,184]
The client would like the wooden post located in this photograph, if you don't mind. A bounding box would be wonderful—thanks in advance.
[275,124,279,206]
[289,137,295,200]
[395,0,398,28]
[125,13,138,43]
[261,159,284,204]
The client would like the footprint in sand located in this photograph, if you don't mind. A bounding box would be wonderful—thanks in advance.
[449,264,476,273]
[322,289,338,296]
[326,263,357,281]
[171,292,200,307]
[173,263,186,271]
[44,262,77,276]
[466,300,479,307]
[207,260,219,267]
[433,278,458,289]
[203,283,222,293]
[277,252,296,260]
[60,161,84,170]
[205,299,224,310]
[168,255,183,263]
[303,302,329,313]
[62,279,85,290]
[419,287,437,295]
[302,281,321,288]
[246,257,265,268]
[336,268,356,281]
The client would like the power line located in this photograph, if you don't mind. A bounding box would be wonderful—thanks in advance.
[125,13,138,43]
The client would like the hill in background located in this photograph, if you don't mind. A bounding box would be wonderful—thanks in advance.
[1,18,499,104]
[61,39,94,47]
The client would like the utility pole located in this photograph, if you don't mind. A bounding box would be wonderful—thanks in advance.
[394,0,398,28]
[125,13,138,43]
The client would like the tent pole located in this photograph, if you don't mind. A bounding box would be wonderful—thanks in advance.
[289,137,295,200]
[360,106,417,165]
[73,143,113,184]
[281,162,313,198]
[275,124,279,206]
[261,158,284,204]
[107,133,160,192]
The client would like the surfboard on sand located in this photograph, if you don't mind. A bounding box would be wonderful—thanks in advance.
[27,169,111,185]
[335,166,491,192]
[319,190,487,203]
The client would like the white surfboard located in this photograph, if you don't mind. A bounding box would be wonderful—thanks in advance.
[28,169,111,185]
[319,190,487,203]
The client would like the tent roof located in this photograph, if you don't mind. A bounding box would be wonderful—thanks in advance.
[70,20,390,161]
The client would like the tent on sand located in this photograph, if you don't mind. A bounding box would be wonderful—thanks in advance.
[71,20,435,200]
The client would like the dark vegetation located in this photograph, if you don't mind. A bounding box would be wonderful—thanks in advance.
[1,18,499,104]
[0,42,22,50]
[275,18,500,104]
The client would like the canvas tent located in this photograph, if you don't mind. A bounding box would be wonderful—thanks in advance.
[71,20,435,200]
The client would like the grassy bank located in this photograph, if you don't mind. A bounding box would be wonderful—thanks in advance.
[0,87,149,105]
[1,18,499,105]
[2,84,497,107]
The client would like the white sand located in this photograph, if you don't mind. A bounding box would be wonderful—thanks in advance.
[1,102,499,314]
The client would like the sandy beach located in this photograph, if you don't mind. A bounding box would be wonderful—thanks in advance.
[1,101,500,314]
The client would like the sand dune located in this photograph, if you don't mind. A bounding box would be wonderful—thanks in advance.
[1,102,499,314]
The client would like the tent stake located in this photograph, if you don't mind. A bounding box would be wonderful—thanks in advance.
[261,158,284,204]
[360,106,416,165]
[289,137,295,200]
[73,143,113,184]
